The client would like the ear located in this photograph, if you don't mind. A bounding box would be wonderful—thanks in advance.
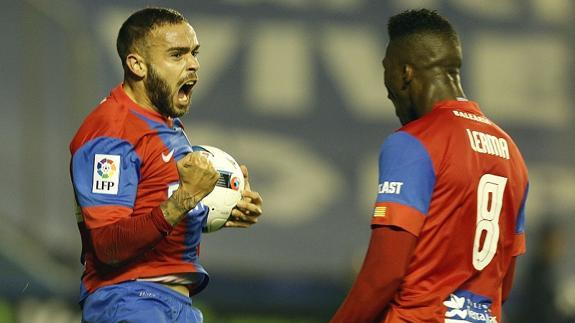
[125,53,147,78]
[401,64,414,90]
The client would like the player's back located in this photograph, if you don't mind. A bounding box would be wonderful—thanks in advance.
[384,100,528,322]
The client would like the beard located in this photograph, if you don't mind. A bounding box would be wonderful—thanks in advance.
[144,64,186,118]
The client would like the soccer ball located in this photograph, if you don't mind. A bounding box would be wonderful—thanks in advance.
[192,145,244,232]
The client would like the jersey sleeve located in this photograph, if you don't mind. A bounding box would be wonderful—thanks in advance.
[371,131,436,237]
[71,136,141,229]
[512,183,528,256]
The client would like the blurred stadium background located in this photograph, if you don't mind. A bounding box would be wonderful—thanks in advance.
[1,0,574,322]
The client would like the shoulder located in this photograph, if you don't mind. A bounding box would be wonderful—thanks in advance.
[379,131,434,171]
[381,131,425,152]
[391,109,465,172]
[70,95,145,154]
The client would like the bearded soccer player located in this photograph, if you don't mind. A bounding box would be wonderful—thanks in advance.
[332,9,528,323]
[70,8,263,323]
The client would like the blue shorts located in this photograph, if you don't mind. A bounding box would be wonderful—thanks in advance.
[81,281,203,323]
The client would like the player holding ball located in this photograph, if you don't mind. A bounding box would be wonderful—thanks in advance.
[70,7,262,322]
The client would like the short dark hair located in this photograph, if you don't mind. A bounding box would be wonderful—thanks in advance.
[388,9,457,42]
[116,7,188,68]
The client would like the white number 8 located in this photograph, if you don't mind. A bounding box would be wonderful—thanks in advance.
[473,174,507,270]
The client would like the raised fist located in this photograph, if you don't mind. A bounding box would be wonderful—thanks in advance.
[176,151,219,198]
[163,152,219,225]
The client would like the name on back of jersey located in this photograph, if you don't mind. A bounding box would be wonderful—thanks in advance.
[466,129,510,160]
[378,181,404,194]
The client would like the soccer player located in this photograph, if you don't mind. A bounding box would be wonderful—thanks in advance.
[70,7,263,322]
[332,9,528,322]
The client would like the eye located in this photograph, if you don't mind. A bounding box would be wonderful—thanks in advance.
[172,52,182,58]
[192,50,200,57]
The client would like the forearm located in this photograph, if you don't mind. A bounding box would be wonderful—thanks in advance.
[89,185,207,265]
[160,188,202,225]
[332,271,403,322]
[332,226,417,323]
[502,257,517,303]
[90,206,173,265]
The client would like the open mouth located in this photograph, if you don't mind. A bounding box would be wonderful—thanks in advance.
[177,80,197,104]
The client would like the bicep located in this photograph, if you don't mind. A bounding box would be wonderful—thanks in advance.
[71,137,140,228]
[371,132,435,236]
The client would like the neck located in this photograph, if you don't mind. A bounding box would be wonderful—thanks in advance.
[415,73,466,116]
[123,79,159,114]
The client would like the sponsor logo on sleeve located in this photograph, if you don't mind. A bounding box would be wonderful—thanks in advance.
[92,154,120,195]
[378,181,404,194]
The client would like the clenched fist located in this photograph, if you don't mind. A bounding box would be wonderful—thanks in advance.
[176,151,219,197]
[162,152,219,225]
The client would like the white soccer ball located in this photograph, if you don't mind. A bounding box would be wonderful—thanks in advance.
[193,145,244,232]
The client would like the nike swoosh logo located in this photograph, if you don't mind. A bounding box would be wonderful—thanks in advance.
[162,149,175,163]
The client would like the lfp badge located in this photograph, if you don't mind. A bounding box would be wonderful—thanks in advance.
[92,154,121,194]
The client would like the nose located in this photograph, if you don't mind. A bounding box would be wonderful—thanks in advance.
[187,53,199,72]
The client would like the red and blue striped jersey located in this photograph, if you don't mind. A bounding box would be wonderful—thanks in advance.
[371,100,528,322]
[70,84,209,300]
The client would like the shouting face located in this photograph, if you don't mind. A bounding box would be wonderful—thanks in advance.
[143,22,200,118]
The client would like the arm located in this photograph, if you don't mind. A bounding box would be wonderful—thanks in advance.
[502,183,527,301]
[502,257,517,303]
[89,206,172,265]
[331,225,417,323]
[83,152,218,266]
